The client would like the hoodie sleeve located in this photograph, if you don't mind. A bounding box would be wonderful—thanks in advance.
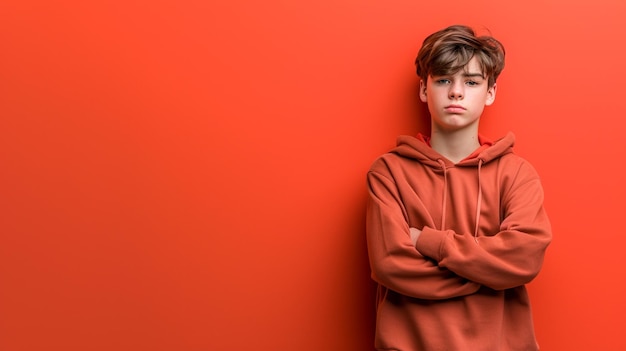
[366,169,481,299]
[415,161,552,290]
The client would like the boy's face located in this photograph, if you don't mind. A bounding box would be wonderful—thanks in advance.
[419,56,496,133]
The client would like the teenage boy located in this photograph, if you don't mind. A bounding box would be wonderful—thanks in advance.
[366,25,552,351]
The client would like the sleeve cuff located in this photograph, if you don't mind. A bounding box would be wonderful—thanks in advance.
[415,226,448,262]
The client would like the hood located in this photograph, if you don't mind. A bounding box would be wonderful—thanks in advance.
[391,132,516,167]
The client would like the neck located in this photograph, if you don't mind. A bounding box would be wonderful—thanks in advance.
[430,125,481,164]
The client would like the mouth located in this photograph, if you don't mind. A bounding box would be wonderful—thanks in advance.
[444,105,466,113]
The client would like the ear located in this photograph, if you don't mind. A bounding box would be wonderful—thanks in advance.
[485,83,497,106]
[419,79,428,103]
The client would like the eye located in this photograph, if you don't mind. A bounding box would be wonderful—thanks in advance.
[435,79,451,85]
[466,80,479,86]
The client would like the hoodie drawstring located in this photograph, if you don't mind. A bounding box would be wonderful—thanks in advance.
[437,159,448,230]
[474,159,484,244]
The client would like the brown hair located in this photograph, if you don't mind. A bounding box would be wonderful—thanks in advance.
[415,25,505,87]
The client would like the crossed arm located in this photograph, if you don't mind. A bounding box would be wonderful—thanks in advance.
[366,165,551,299]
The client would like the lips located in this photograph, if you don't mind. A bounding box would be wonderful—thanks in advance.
[444,105,466,113]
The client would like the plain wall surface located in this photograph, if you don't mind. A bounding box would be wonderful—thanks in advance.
[2,0,626,350]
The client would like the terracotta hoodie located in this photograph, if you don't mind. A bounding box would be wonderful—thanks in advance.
[366,132,552,351]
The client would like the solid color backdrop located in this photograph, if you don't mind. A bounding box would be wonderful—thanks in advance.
[1,0,626,350]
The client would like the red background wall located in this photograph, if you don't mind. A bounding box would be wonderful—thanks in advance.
[2,1,625,350]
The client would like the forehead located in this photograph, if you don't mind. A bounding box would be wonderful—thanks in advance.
[463,57,484,75]
[432,56,485,77]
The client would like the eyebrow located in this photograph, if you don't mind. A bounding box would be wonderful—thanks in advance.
[463,72,485,78]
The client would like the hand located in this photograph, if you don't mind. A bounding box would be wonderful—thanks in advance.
[409,227,422,246]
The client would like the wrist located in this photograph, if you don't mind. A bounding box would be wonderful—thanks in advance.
[409,227,422,246]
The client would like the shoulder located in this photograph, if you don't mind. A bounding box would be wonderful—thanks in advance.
[368,151,405,174]
[495,153,546,201]
[497,152,541,179]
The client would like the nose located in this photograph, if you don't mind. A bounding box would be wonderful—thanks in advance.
[449,81,464,99]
